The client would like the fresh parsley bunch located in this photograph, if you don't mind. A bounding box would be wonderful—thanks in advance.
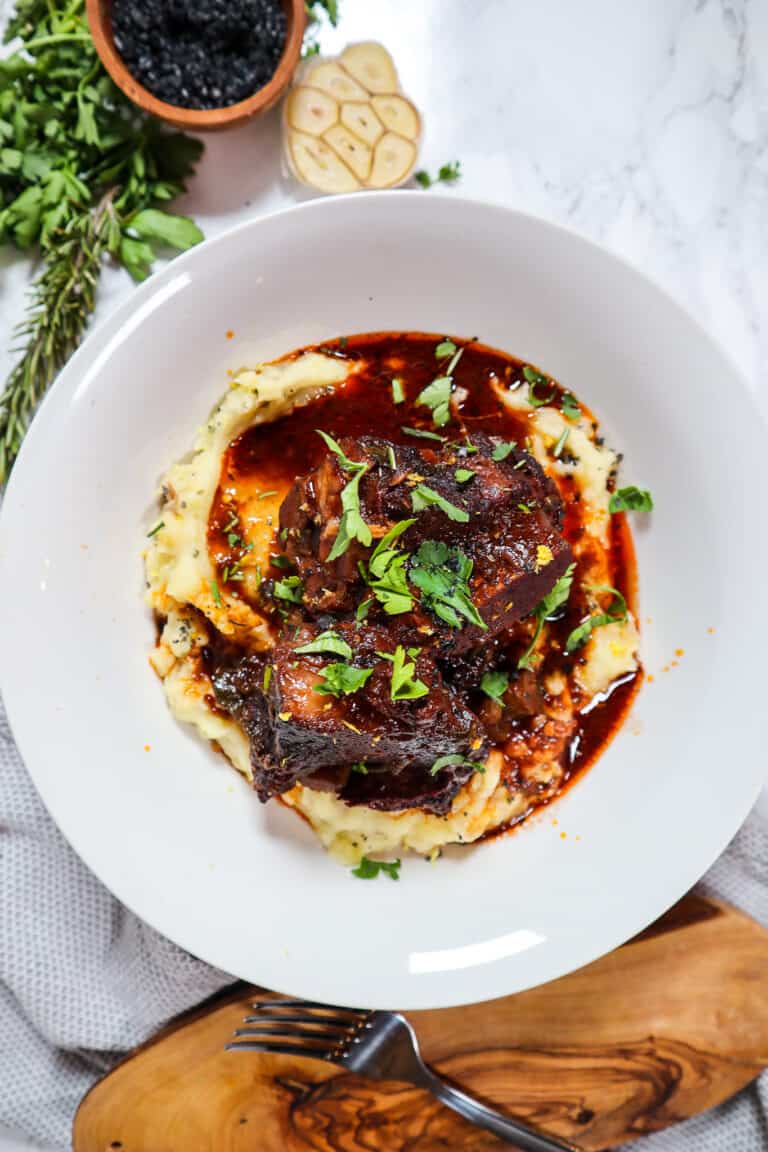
[0,0,205,485]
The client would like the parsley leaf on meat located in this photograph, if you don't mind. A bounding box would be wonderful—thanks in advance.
[364,519,416,616]
[480,669,509,706]
[491,441,516,461]
[315,430,372,560]
[314,663,374,697]
[411,484,469,523]
[518,562,576,669]
[409,540,486,630]
[378,645,429,701]
[273,575,304,604]
[294,630,353,659]
[401,426,446,442]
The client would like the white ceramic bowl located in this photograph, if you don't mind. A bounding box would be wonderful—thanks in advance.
[1,194,765,1010]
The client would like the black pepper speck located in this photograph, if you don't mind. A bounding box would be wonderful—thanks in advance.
[112,0,287,110]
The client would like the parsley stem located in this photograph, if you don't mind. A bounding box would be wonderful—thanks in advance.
[24,33,93,49]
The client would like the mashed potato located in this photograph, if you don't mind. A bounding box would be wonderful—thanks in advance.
[146,343,640,863]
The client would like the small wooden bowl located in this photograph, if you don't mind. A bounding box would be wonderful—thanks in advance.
[86,0,306,131]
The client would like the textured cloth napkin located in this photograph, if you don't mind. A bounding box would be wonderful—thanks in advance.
[0,692,766,1150]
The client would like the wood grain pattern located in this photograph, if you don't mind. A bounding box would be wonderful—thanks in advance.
[73,896,768,1151]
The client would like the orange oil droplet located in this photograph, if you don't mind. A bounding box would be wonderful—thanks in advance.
[226,329,234,339]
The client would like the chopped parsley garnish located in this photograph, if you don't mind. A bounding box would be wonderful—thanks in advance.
[257,490,278,499]
[416,375,452,426]
[221,561,244,583]
[454,468,475,483]
[262,665,273,694]
[553,428,570,459]
[561,392,581,420]
[417,343,464,428]
[379,645,429,701]
[518,562,576,670]
[480,669,509,706]
[351,856,401,880]
[386,444,397,468]
[314,663,374,697]
[409,540,485,630]
[356,596,373,621]
[316,429,372,560]
[224,512,239,533]
[350,762,369,774]
[565,585,628,654]
[609,486,654,513]
[270,553,293,569]
[453,436,478,455]
[273,575,304,604]
[401,425,446,442]
[295,630,353,660]
[411,484,469,523]
[391,377,405,404]
[365,519,416,616]
[414,160,462,189]
[210,579,222,606]
[227,531,241,548]
[339,336,348,349]
[146,521,164,538]
[523,365,555,408]
[491,441,516,461]
[518,503,531,514]
[430,753,485,776]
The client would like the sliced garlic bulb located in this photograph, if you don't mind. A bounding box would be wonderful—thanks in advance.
[283,42,421,194]
[303,60,369,103]
[371,94,420,140]
[340,42,399,94]
[370,132,417,188]
[325,125,373,182]
[286,87,338,137]
[289,132,360,193]
[340,101,384,147]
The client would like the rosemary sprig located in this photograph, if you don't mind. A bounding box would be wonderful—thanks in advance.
[0,0,205,485]
[0,191,115,482]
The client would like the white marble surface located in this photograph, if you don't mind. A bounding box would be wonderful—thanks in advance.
[0,1,766,1147]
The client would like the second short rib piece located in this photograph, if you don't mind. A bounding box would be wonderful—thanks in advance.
[211,621,486,815]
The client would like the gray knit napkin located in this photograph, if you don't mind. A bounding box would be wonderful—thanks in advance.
[0,693,765,1149]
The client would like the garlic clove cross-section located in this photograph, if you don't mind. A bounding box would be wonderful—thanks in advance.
[283,42,421,194]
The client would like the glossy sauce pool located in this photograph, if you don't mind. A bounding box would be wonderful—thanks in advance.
[208,332,641,817]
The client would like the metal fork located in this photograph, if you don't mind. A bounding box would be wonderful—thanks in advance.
[227,999,580,1151]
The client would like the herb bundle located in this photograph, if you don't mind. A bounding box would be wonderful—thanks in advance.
[0,0,205,486]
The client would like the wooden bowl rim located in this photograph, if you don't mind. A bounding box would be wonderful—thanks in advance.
[85,0,306,130]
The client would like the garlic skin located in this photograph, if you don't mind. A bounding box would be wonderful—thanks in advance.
[283,42,421,193]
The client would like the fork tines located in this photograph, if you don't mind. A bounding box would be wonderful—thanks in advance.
[226,998,371,1059]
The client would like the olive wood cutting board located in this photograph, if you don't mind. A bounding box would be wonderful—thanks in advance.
[73,895,768,1151]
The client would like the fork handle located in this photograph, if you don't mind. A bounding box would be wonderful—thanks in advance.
[420,1067,581,1152]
